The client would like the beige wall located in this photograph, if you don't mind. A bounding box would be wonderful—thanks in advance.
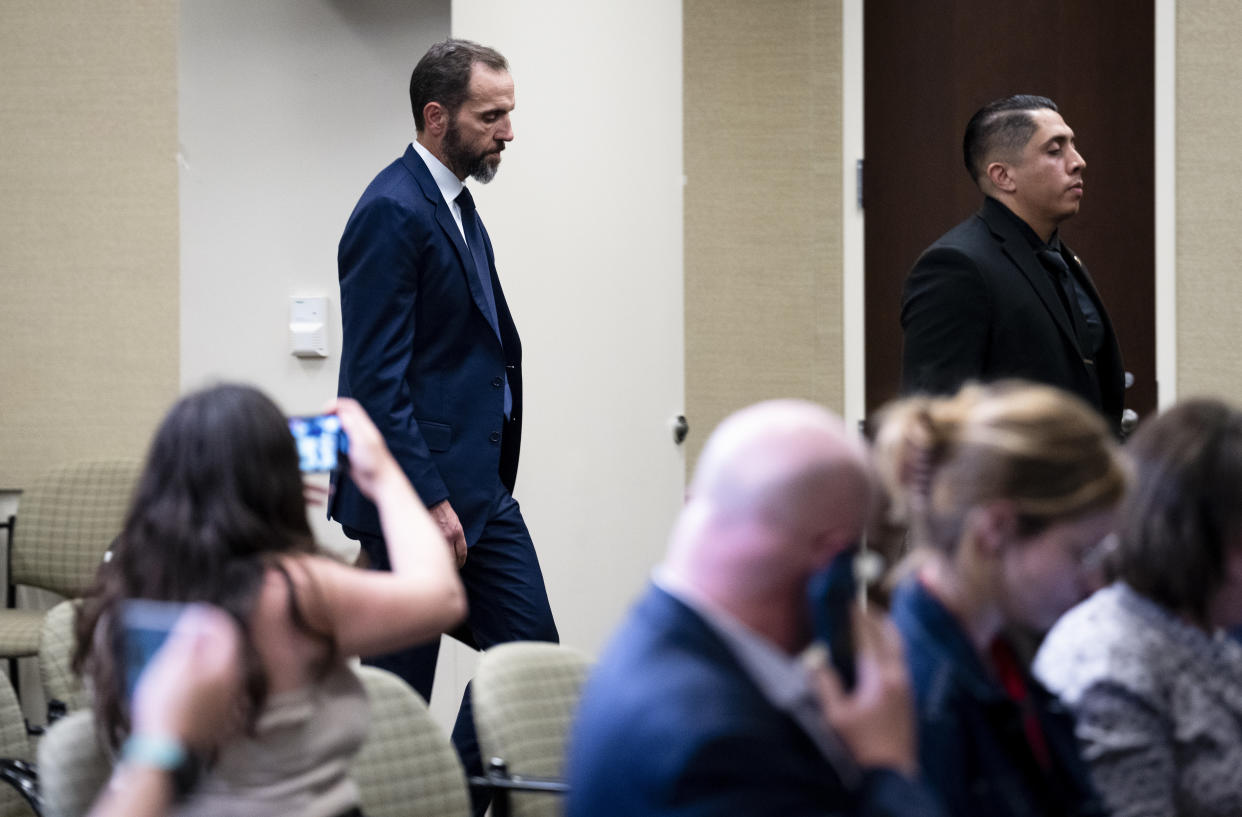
[1176,1,1242,402]
[683,0,844,470]
[5,0,1242,628]
[0,1,179,488]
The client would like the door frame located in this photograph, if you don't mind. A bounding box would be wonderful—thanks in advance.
[841,0,1178,424]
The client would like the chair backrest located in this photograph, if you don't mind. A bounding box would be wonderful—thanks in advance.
[351,665,471,817]
[36,710,109,817]
[39,600,85,714]
[472,642,592,817]
[11,460,140,598]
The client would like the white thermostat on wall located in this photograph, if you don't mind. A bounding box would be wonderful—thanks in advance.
[290,296,329,358]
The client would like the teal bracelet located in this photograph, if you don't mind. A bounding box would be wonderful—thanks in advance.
[121,734,187,772]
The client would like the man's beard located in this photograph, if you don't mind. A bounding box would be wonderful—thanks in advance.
[444,120,501,183]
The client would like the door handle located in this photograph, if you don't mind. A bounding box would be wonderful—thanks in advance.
[672,415,689,445]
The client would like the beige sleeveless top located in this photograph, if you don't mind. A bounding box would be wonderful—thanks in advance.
[172,662,370,817]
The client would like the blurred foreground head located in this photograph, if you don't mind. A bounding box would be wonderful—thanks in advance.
[1116,398,1242,626]
[664,400,872,648]
[874,381,1127,630]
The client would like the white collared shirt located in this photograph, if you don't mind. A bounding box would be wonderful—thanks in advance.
[653,569,861,784]
[410,140,468,243]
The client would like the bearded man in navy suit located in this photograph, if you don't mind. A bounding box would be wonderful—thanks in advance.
[331,39,557,808]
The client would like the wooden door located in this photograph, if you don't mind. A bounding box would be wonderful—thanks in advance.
[863,0,1156,421]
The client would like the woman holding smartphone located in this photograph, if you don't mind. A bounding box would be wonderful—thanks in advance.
[872,381,1127,817]
[74,383,466,817]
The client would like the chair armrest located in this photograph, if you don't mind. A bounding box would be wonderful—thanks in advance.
[0,757,43,815]
[467,773,570,794]
[468,757,569,817]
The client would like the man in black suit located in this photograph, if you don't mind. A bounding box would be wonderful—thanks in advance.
[900,95,1124,432]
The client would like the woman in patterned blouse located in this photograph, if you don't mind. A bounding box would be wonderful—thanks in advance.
[1036,398,1242,817]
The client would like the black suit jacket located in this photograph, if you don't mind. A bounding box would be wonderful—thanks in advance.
[900,198,1124,432]
[333,145,522,546]
[565,585,945,817]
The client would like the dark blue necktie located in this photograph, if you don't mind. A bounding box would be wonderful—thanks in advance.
[456,187,511,418]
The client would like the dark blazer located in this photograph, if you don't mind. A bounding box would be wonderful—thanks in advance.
[333,145,522,547]
[890,579,1107,817]
[900,198,1124,432]
[565,585,945,817]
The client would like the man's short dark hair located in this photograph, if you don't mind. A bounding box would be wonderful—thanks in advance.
[1116,399,1242,622]
[962,94,1058,184]
[409,38,508,132]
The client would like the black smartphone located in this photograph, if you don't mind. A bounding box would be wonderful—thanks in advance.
[807,546,860,691]
[118,599,188,703]
[288,413,349,472]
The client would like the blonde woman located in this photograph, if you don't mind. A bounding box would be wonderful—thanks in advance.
[873,381,1126,817]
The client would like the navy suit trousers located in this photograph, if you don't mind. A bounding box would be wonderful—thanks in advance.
[344,488,557,807]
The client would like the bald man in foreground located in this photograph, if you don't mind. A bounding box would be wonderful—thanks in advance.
[565,401,944,817]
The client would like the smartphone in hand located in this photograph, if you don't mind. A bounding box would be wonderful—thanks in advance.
[288,413,349,472]
[118,599,188,704]
[807,546,861,691]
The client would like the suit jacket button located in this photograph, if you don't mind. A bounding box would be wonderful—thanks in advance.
[489,431,500,443]
[491,377,503,388]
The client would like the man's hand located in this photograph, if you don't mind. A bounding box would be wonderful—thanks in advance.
[429,499,468,568]
[302,479,330,507]
[808,608,918,777]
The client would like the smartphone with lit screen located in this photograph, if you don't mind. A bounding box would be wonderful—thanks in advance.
[288,413,349,472]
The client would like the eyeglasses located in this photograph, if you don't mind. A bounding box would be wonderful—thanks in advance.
[1075,532,1119,574]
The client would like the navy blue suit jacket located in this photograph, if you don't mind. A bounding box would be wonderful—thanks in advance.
[333,145,522,546]
[891,580,1106,817]
[900,198,1124,434]
[566,585,945,817]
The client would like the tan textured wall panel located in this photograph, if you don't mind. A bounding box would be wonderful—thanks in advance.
[0,1,178,487]
[684,0,843,468]
[1177,2,1242,401]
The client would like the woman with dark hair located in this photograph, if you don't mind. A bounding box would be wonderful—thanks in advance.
[1035,399,1242,817]
[74,383,466,817]
[872,381,1127,817]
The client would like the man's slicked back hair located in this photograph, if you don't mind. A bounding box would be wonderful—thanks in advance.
[962,94,1058,184]
[409,38,508,132]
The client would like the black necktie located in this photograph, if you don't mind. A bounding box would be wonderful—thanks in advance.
[456,188,512,418]
[1037,248,1090,354]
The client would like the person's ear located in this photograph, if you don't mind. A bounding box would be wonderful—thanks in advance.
[966,500,1017,557]
[986,160,1017,194]
[423,101,449,137]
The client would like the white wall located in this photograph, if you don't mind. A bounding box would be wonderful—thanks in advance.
[181,0,685,728]
[450,0,685,648]
[439,0,686,718]
[180,0,451,558]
